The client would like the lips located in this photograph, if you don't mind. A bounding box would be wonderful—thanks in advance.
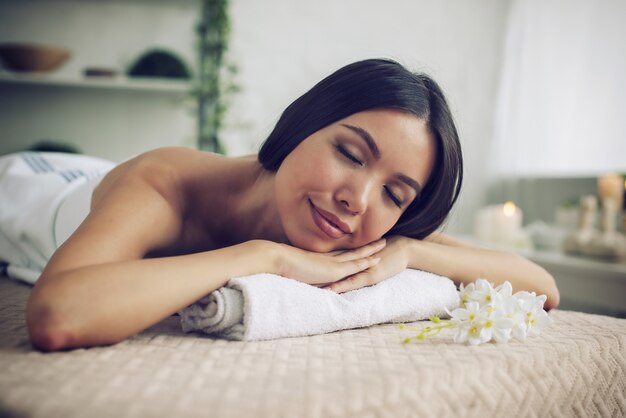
[309,199,351,239]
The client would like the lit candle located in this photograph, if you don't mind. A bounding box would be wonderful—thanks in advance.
[474,201,523,245]
[598,173,623,211]
[493,201,522,243]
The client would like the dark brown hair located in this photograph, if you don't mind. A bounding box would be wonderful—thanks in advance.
[258,58,463,240]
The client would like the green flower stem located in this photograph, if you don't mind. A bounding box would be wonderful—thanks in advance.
[399,320,458,344]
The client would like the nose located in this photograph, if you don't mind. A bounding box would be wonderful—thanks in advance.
[335,175,373,215]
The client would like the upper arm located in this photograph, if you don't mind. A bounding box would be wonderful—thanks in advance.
[40,151,184,279]
[423,231,559,307]
[424,232,476,248]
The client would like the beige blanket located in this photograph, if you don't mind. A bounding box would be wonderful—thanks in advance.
[1,276,624,418]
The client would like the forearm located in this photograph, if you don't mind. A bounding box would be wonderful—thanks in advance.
[27,240,274,350]
[404,238,560,309]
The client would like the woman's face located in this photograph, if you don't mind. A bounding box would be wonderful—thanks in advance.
[274,109,436,252]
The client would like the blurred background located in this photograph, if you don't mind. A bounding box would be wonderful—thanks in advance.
[1,0,625,315]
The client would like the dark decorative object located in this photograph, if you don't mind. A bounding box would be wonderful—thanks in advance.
[127,49,191,80]
[28,140,82,154]
[84,67,117,78]
[192,0,239,154]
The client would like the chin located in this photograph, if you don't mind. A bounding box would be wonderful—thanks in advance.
[288,235,337,253]
[296,240,332,253]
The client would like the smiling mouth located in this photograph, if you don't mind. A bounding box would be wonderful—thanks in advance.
[308,200,349,239]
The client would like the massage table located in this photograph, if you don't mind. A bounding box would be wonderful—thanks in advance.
[1,275,625,418]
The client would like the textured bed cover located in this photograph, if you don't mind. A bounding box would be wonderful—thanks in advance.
[0,276,624,418]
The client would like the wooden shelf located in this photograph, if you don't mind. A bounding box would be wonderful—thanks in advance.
[0,72,191,93]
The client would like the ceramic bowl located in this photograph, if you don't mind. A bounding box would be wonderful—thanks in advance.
[0,43,71,72]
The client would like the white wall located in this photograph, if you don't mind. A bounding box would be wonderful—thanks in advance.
[492,0,626,178]
[0,0,512,233]
[224,0,512,233]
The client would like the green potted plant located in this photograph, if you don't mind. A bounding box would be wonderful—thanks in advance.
[193,0,239,154]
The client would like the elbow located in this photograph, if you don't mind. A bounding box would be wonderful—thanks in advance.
[26,288,126,351]
[542,270,560,311]
[545,285,560,311]
[26,296,74,352]
[28,324,72,352]
[510,253,560,311]
[515,254,560,311]
[543,286,561,311]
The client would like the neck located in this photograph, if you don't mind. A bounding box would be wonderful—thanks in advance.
[217,157,288,246]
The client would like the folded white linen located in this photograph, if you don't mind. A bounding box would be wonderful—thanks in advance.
[179,269,460,341]
[0,152,114,284]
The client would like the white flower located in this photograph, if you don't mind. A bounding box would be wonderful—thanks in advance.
[404,279,552,346]
[469,278,497,307]
[486,308,516,343]
[454,321,487,346]
[458,282,475,306]
[494,281,513,301]
[450,301,491,346]
[449,301,484,323]
[492,281,527,340]
[514,291,553,338]
[449,300,516,345]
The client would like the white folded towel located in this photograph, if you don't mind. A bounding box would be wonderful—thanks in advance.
[179,269,460,341]
[0,152,114,284]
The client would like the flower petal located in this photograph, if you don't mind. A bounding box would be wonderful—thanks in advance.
[493,328,511,344]
[494,317,515,329]
[479,327,492,343]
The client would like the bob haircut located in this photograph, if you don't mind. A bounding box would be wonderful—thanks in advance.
[258,58,463,240]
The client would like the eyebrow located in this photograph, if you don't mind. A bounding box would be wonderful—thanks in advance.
[397,174,422,196]
[341,124,381,160]
[340,123,422,195]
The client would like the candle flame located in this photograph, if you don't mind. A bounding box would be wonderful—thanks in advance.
[503,201,516,217]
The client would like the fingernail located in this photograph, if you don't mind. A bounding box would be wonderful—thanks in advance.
[371,257,381,263]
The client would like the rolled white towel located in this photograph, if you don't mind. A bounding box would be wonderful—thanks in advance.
[179,268,460,341]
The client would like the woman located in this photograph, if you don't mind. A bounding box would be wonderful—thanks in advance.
[21,59,559,351]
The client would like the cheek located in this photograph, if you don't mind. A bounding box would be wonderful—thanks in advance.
[293,153,343,191]
[277,154,315,194]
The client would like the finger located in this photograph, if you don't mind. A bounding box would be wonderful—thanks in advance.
[312,281,335,287]
[333,239,386,262]
[326,270,375,293]
[336,256,380,281]
[327,238,385,257]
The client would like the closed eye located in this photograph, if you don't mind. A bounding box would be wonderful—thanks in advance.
[336,144,405,208]
[384,185,404,208]
[335,144,363,166]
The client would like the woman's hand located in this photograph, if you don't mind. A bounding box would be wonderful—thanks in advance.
[271,239,387,286]
[321,236,411,293]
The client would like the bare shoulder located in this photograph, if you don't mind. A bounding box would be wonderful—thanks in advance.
[133,146,226,174]
[41,147,220,277]
[93,147,236,210]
